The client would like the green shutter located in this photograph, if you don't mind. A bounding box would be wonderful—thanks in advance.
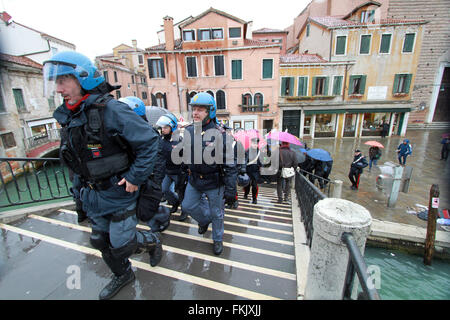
[405,74,412,93]
[263,59,273,79]
[349,76,355,94]
[281,78,287,96]
[360,35,371,54]
[232,60,242,79]
[13,89,25,111]
[336,36,346,55]
[323,77,329,96]
[380,34,391,53]
[298,77,307,96]
[333,76,343,95]
[312,77,317,96]
[403,33,415,53]
[289,77,294,96]
[359,75,366,94]
[393,74,400,94]
[160,59,165,78]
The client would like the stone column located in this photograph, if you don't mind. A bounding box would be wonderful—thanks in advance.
[304,198,372,300]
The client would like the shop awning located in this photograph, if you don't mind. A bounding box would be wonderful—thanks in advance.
[304,110,346,115]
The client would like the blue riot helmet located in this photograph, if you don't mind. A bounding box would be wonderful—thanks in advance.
[42,51,104,98]
[188,92,217,123]
[119,96,146,117]
[237,173,250,188]
[156,113,178,132]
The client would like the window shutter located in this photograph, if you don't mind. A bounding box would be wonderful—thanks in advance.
[281,78,287,96]
[380,34,391,53]
[360,35,370,54]
[349,76,356,94]
[262,59,273,79]
[289,77,294,96]
[214,56,224,76]
[148,59,154,78]
[298,77,305,96]
[336,36,346,55]
[359,75,366,95]
[151,94,157,106]
[163,93,167,108]
[323,77,329,96]
[312,77,317,96]
[405,74,412,94]
[393,74,400,94]
[197,29,202,40]
[333,76,342,95]
[242,94,245,105]
[160,59,165,78]
[403,33,415,52]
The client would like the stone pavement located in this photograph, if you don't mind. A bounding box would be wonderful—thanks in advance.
[302,129,450,231]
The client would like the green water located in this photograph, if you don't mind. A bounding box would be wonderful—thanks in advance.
[0,164,72,212]
[363,246,450,300]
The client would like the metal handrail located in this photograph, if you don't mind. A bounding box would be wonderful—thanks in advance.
[0,157,72,208]
[297,167,334,197]
[23,128,61,150]
[342,232,381,300]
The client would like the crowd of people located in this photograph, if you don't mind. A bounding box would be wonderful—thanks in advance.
[45,50,443,300]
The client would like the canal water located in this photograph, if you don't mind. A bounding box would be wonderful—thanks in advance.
[363,246,450,300]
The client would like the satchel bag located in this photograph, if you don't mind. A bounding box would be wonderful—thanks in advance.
[281,167,295,178]
[280,150,295,178]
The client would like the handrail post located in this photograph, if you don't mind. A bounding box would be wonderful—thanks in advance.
[332,179,343,198]
[304,198,372,300]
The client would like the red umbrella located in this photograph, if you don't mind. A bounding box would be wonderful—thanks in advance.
[234,129,266,150]
[364,141,384,148]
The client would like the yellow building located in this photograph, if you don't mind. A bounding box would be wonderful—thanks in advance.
[279,2,428,139]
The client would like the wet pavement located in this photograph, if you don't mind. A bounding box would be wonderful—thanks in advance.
[304,129,450,230]
[0,187,297,300]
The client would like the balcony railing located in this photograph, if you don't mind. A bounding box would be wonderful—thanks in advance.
[24,128,61,150]
[239,104,270,112]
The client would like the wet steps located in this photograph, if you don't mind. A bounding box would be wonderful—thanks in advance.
[0,186,297,300]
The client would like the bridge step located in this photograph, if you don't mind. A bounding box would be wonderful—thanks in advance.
[0,187,297,300]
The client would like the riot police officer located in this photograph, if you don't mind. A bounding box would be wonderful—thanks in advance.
[180,92,237,255]
[44,51,163,300]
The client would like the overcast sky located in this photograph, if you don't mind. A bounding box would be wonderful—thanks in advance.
[1,0,312,60]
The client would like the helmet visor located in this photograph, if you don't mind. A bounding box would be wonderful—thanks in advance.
[156,116,173,129]
[42,61,87,98]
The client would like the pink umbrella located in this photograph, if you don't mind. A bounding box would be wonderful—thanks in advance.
[364,141,384,148]
[441,133,450,138]
[234,129,266,150]
[266,131,303,146]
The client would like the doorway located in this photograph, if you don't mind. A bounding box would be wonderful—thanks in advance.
[432,67,450,122]
[282,110,301,137]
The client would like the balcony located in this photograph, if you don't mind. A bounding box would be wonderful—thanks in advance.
[239,104,270,113]
[24,129,61,151]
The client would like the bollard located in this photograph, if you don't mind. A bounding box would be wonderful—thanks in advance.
[332,180,343,198]
[387,165,403,208]
[424,184,439,266]
[304,198,372,300]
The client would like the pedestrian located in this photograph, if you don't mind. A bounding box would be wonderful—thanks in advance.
[396,139,412,165]
[277,141,298,203]
[348,149,368,190]
[244,138,262,204]
[381,121,389,138]
[312,159,333,189]
[440,137,450,160]
[368,146,382,171]
[45,51,163,300]
[180,92,237,255]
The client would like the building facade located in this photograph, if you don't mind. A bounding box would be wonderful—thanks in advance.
[145,8,281,132]
[279,2,427,138]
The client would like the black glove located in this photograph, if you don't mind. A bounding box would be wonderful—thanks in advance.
[224,192,236,206]
[137,179,163,222]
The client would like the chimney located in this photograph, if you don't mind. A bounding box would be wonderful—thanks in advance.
[163,16,174,51]
[132,39,137,49]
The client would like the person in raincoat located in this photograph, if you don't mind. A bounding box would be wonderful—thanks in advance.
[348,149,368,190]
[368,146,382,170]
[396,139,412,165]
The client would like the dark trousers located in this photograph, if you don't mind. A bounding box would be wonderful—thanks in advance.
[277,176,292,200]
[348,169,361,188]
[243,178,258,200]
[441,147,449,160]
[398,154,408,165]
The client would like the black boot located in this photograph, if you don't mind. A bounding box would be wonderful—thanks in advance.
[252,198,257,204]
[149,241,163,267]
[170,200,180,213]
[177,209,188,221]
[99,268,135,300]
[198,222,210,234]
[77,210,88,223]
[213,241,223,255]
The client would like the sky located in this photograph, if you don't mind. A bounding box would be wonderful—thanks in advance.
[1,0,312,60]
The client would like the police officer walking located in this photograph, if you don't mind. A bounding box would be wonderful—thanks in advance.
[180,92,237,255]
[44,51,163,300]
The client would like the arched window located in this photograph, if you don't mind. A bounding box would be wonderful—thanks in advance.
[216,90,226,109]
[207,90,214,98]
[254,93,263,106]
[242,93,252,106]
[155,92,167,109]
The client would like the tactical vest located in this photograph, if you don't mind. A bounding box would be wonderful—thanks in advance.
[60,94,130,183]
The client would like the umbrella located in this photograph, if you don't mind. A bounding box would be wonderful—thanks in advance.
[306,148,333,162]
[364,141,385,148]
[442,133,450,138]
[266,131,303,146]
[290,144,306,164]
[145,106,169,127]
[234,129,266,150]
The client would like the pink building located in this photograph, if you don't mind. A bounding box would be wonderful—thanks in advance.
[145,8,281,132]
[252,28,289,55]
